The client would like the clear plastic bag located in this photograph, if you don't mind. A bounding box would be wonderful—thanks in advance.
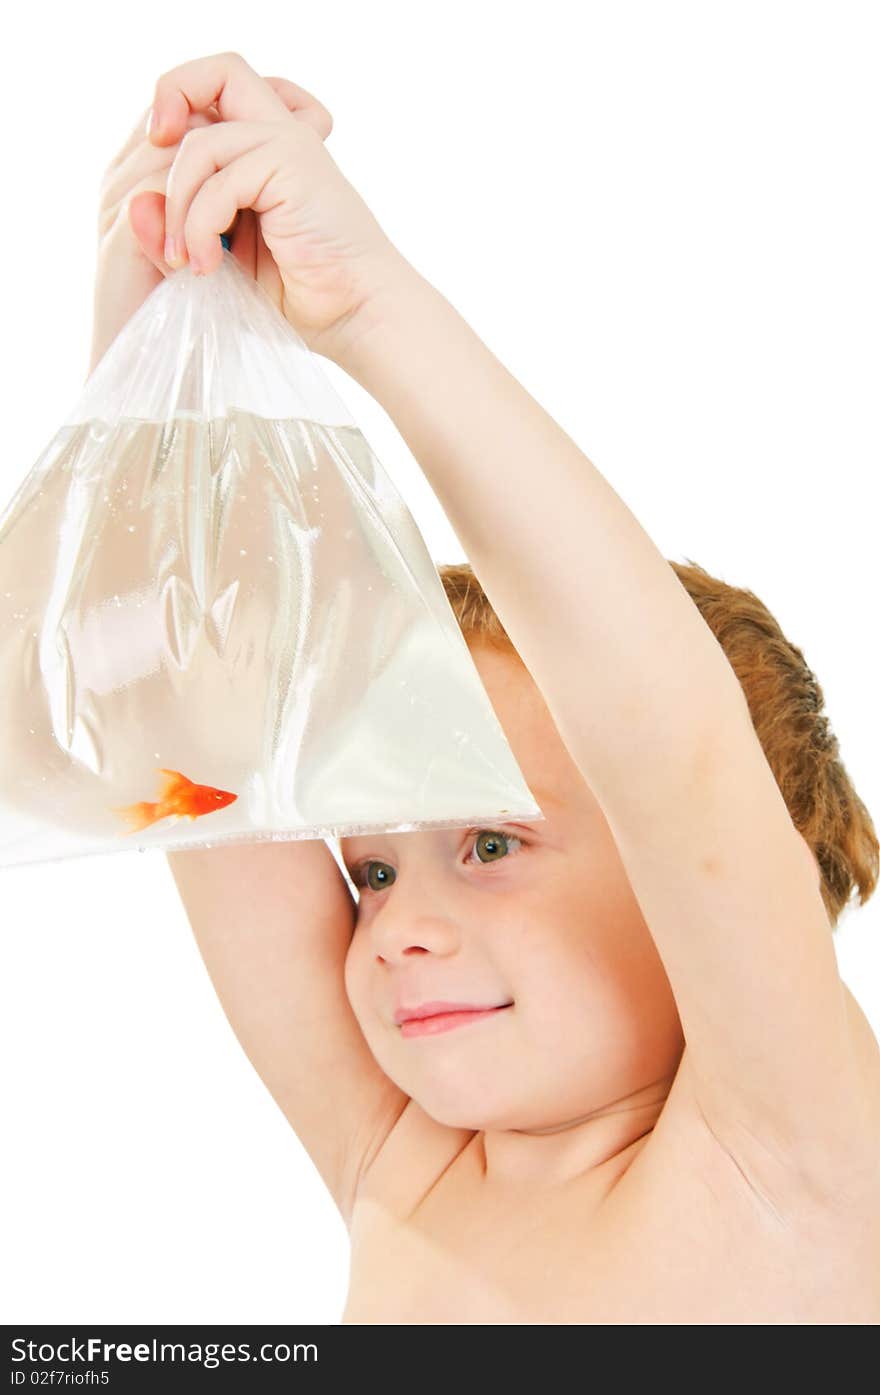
[0,248,543,868]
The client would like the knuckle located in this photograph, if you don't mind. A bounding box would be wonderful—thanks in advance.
[292,117,322,149]
[176,125,209,162]
[155,49,245,90]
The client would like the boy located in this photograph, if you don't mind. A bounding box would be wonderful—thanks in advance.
[92,52,879,1322]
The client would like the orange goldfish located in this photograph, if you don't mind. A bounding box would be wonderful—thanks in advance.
[111,768,237,836]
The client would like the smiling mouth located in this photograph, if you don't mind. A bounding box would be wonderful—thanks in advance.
[398,1004,513,1038]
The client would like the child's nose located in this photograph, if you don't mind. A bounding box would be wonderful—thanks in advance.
[368,889,463,963]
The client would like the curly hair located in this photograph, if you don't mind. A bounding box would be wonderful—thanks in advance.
[436,558,878,933]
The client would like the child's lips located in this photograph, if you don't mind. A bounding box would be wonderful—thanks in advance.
[394,998,513,1025]
[398,1004,513,1038]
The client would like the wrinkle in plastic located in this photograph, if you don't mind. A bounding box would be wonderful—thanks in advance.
[0,249,543,868]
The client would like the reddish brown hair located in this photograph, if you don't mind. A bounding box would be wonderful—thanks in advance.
[437,558,878,932]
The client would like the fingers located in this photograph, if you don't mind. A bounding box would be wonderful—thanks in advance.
[147,50,289,144]
[140,52,334,270]
[262,76,333,139]
[161,119,318,271]
[126,189,171,270]
[107,58,331,209]
[100,108,220,221]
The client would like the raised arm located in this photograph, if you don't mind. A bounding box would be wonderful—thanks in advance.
[165,840,408,1227]
[333,268,880,1196]
[112,50,875,1204]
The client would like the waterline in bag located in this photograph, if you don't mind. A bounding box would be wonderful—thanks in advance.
[0,411,543,868]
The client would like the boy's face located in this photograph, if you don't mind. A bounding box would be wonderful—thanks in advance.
[341,643,686,1132]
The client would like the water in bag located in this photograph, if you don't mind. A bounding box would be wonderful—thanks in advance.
[0,249,543,868]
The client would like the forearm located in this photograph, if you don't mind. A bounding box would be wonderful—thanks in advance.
[165,840,356,1085]
[336,265,746,793]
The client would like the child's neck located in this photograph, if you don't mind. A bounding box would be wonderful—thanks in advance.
[476,1074,674,1188]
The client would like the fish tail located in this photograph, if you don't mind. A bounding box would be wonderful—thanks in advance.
[110,801,163,836]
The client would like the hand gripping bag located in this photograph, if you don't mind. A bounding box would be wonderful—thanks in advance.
[0,247,543,868]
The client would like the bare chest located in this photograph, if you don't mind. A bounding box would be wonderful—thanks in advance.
[341,1110,879,1324]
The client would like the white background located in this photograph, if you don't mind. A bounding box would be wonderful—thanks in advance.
[1,0,877,1324]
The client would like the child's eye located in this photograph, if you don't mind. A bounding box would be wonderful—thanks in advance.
[351,829,524,894]
[465,829,523,867]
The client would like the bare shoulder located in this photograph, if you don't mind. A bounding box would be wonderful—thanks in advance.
[351,1098,477,1218]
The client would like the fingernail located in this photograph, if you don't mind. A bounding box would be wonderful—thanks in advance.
[147,106,162,138]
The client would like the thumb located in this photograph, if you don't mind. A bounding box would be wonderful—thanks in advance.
[128,189,173,271]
